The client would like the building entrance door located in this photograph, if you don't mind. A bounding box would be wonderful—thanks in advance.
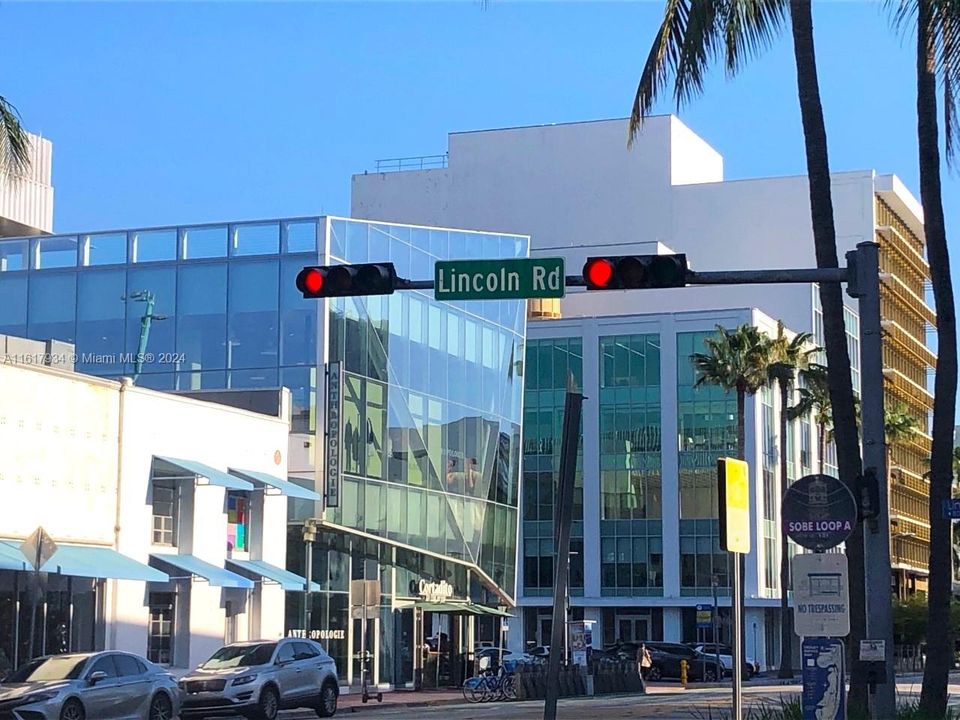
[351,616,380,689]
[537,615,553,648]
[615,615,650,644]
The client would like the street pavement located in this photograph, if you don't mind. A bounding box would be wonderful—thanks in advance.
[264,678,960,719]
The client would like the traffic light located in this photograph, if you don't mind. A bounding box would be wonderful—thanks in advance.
[582,254,688,290]
[295,262,397,298]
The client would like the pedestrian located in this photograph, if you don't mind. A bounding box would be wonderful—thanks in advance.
[637,643,652,693]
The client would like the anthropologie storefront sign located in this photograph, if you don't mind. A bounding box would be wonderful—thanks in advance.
[288,628,346,641]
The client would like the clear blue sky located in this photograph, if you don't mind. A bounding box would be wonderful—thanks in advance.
[1,1,956,286]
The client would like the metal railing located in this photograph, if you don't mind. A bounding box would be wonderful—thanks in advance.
[374,154,448,173]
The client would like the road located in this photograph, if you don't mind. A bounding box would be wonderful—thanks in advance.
[265,678,960,719]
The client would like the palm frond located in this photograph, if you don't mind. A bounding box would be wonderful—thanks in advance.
[629,0,691,145]
[937,1,960,164]
[724,0,788,77]
[0,95,31,177]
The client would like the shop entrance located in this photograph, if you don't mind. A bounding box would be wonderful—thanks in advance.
[615,615,650,644]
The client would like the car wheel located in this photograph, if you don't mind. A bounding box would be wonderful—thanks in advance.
[257,685,280,720]
[315,680,338,717]
[647,666,662,681]
[703,667,718,682]
[60,699,85,720]
[149,693,173,720]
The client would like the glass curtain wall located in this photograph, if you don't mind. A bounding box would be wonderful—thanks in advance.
[677,331,736,596]
[598,334,663,597]
[521,338,584,598]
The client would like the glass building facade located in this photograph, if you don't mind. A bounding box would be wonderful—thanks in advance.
[0,217,528,688]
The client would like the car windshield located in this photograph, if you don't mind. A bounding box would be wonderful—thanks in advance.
[202,643,277,669]
[4,656,88,683]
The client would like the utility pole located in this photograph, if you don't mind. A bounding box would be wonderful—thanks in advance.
[847,242,896,717]
[544,391,583,720]
[303,520,317,635]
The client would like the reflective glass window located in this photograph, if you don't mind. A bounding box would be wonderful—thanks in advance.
[35,237,78,269]
[76,270,127,375]
[344,222,369,263]
[280,257,317,366]
[82,233,127,266]
[283,221,318,254]
[0,239,29,271]
[182,226,227,259]
[230,368,279,388]
[132,229,178,263]
[281,367,316,433]
[177,264,227,372]
[0,275,27,335]
[228,260,279,369]
[27,272,76,343]
[125,267,177,375]
[175,369,227,391]
[231,223,279,256]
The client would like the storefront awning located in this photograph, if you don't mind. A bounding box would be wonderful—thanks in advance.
[413,601,512,616]
[0,541,28,572]
[153,456,254,491]
[150,553,253,589]
[39,545,169,582]
[226,558,321,591]
[228,468,323,502]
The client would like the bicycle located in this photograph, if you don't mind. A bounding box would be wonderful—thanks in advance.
[462,665,517,703]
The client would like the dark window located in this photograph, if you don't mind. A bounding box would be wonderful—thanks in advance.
[114,654,144,677]
[89,655,119,678]
[293,642,319,660]
[152,480,178,546]
[277,643,297,663]
[148,592,175,665]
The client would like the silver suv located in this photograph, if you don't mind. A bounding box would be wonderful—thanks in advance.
[179,639,339,719]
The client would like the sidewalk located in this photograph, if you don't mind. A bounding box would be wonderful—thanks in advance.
[336,688,464,713]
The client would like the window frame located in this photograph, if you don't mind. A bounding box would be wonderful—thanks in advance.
[151,479,179,547]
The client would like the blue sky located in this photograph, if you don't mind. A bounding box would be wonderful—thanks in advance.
[1,1,956,285]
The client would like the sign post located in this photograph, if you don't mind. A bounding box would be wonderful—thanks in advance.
[21,527,57,662]
[802,637,847,720]
[718,457,749,720]
[325,362,343,508]
[792,554,851,638]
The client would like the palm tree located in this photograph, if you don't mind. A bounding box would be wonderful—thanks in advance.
[787,364,831,472]
[0,96,30,176]
[768,322,816,679]
[895,1,960,713]
[692,323,773,676]
[628,4,867,704]
[884,404,920,602]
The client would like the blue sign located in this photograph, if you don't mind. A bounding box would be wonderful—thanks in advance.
[696,604,712,629]
[942,499,960,520]
[802,638,846,720]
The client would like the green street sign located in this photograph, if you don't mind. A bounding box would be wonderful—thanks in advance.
[434,257,566,301]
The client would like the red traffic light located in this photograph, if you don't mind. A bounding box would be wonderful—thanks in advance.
[584,258,615,289]
[296,263,397,298]
[582,254,687,290]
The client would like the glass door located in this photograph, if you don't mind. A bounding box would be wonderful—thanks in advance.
[615,615,650,644]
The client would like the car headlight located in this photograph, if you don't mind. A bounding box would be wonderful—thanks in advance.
[22,690,59,703]
[232,674,258,687]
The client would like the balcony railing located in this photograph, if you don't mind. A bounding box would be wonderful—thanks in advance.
[374,154,448,173]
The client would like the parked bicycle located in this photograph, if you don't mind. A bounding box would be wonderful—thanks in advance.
[462,665,517,703]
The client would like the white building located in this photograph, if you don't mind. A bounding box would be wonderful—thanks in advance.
[0,130,54,238]
[0,344,320,674]
[352,116,935,668]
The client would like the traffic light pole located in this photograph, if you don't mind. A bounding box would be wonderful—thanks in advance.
[299,244,892,719]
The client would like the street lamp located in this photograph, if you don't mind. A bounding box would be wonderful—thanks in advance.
[122,290,167,384]
[711,574,722,674]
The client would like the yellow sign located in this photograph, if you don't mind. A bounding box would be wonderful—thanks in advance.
[718,457,750,554]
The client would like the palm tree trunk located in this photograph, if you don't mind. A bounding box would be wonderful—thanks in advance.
[736,387,747,676]
[818,424,826,474]
[788,1,868,712]
[777,379,793,678]
[917,1,959,715]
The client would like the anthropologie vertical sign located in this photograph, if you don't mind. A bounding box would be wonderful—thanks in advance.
[325,362,343,508]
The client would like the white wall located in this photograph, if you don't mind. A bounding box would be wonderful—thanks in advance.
[0,132,54,236]
[114,384,290,667]
[0,363,119,544]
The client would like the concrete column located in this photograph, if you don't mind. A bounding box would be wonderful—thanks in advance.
[662,607,683,643]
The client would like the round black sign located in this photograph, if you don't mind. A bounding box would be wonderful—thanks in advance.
[782,474,858,551]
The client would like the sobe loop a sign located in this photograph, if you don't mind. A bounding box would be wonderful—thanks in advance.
[782,474,858,551]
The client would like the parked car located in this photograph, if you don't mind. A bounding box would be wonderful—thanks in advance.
[691,643,758,679]
[644,642,724,682]
[0,651,181,720]
[178,639,339,719]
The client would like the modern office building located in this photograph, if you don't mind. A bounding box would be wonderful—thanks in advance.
[0,342,297,675]
[0,217,528,689]
[0,130,53,238]
[352,116,937,619]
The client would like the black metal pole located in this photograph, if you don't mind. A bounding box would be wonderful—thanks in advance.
[544,391,583,720]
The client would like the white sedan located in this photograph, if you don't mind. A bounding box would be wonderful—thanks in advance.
[693,644,759,678]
